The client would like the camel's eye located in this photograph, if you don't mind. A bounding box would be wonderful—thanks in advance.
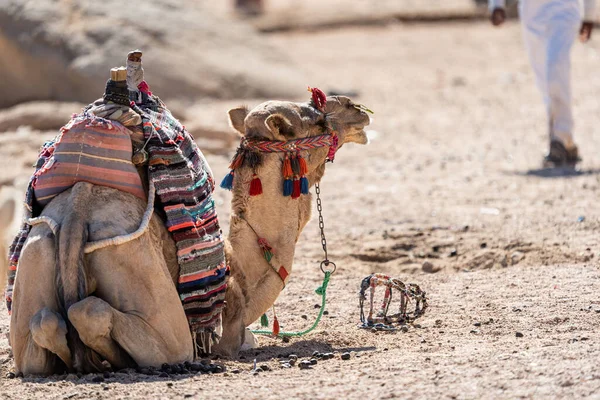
[353,103,374,114]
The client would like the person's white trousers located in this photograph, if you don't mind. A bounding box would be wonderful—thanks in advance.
[520,0,581,147]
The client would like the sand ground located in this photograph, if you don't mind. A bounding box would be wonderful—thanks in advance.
[1,21,600,399]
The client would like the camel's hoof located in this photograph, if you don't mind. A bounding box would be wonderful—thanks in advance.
[240,328,258,351]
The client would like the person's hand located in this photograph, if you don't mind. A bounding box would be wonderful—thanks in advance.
[580,21,594,43]
[490,8,506,27]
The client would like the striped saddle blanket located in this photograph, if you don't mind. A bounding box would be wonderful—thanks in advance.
[33,115,145,205]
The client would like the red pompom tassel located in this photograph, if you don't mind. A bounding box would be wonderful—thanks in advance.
[327,133,339,162]
[249,174,263,196]
[291,178,301,199]
[308,86,327,112]
[272,314,280,337]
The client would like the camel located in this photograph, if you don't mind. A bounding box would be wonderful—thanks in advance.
[9,95,370,375]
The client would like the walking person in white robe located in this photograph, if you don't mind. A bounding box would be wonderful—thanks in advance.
[489,0,596,166]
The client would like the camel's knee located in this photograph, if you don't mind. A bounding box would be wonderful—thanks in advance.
[68,297,113,345]
[29,308,72,368]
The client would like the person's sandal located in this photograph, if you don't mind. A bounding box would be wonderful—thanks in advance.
[544,140,581,167]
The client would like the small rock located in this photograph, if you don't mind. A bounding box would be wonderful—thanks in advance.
[298,360,312,370]
[289,354,298,361]
[470,330,478,334]
[312,351,320,358]
[449,249,458,257]
[323,352,334,360]
[282,336,291,343]
[480,242,487,249]
[314,304,321,309]
[323,310,329,315]
[6,372,15,379]
[401,326,409,333]
[92,376,104,383]
[422,261,440,273]
[301,314,308,320]
[341,352,351,360]
[280,363,292,369]
[413,324,422,329]
[309,358,318,365]
[474,322,481,327]
[516,332,524,338]
[231,368,241,374]
[288,358,296,366]
[213,365,224,374]
[510,251,525,265]
[167,382,173,387]
[259,365,271,372]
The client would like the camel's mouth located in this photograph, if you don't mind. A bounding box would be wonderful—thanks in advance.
[343,111,371,145]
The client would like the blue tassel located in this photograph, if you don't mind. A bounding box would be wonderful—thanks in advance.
[220,171,234,190]
[300,177,309,194]
[283,179,293,196]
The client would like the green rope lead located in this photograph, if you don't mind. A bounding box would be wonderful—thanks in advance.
[251,271,331,337]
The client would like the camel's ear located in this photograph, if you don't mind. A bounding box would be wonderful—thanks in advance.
[228,107,249,135]
[265,113,295,138]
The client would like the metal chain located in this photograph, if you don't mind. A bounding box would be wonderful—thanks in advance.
[315,182,336,274]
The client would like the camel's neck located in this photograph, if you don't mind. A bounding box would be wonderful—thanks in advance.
[225,166,313,326]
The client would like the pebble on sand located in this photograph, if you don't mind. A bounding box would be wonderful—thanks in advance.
[422,261,441,273]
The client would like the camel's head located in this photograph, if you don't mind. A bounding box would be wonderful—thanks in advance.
[227,95,371,173]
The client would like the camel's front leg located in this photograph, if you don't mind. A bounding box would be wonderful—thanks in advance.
[68,296,193,368]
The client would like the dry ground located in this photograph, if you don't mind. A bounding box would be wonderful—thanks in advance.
[2,20,600,399]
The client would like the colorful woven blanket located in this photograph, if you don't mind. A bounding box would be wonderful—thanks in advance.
[137,101,228,352]
[33,115,146,205]
[7,101,228,354]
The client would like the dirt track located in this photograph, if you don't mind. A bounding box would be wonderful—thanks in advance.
[2,21,600,399]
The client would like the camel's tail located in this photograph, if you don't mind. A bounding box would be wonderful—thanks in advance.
[56,184,103,372]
